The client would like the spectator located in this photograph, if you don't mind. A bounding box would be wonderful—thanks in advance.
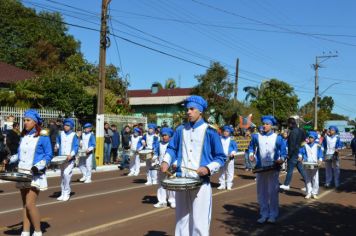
[48,120,59,155]
[351,131,356,166]
[6,122,20,155]
[104,122,113,165]
[120,125,131,170]
[111,124,120,164]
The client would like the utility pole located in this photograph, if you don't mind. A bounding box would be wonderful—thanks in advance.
[96,0,111,166]
[313,53,338,130]
[234,58,239,102]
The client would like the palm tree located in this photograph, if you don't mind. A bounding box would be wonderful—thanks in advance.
[165,78,177,89]
[243,80,270,102]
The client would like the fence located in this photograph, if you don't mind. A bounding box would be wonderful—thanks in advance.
[0,106,71,131]
[104,114,147,132]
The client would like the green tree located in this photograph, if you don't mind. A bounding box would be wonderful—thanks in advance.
[250,79,299,122]
[192,62,233,122]
[165,78,177,89]
[243,80,271,102]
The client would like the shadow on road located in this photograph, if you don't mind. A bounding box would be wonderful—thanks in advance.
[3,221,50,235]
[144,230,171,236]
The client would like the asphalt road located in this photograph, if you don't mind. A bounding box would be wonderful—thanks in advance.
[0,150,355,236]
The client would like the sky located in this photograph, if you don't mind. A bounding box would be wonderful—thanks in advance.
[21,0,356,119]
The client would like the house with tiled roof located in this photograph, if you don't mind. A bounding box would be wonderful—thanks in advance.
[128,83,192,127]
[0,62,35,87]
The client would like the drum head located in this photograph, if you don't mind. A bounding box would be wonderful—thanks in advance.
[139,150,152,154]
[161,177,203,191]
[0,172,32,182]
[51,156,67,164]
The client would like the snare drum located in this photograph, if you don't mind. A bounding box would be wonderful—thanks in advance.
[303,162,319,170]
[78,150,87,158]
[252,165,277,174]
[51,155,68,165]
[0,172,32,182]
[138,150,153,161]
[161,177,203,191]
[324,154,333,161]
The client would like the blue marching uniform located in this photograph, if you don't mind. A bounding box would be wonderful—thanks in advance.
[78,123,96,183]
[141,124,159,185]
[163,118,226,236]
[322,126,343,188]
[128,128,143,176]
[248,115,286,223]
[56,118,79,201]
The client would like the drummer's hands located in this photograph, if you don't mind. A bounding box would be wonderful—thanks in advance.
[197,166,210,177]
[249,154,255,162]
[160,161,169,173]
[2,159,8,165]
[297,156,302,162]
[318,160,322,166]
[66,155,72,161]
[275,159,284,165]
[31,166,39,175]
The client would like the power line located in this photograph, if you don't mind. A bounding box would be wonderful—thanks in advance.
[108,7,124,77]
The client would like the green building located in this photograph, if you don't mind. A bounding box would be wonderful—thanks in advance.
[128,84,192,127]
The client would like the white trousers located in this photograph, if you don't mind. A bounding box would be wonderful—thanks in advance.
[157,172,175,204]
[79,154,93,180]
[305,169,319,195]
[60,161,74,196]
[146,159,157,183]
[256,171,279,219]
[129,154,140,175]
[175,182,212,236]
[325,159,340,187]
[218,159,235,188]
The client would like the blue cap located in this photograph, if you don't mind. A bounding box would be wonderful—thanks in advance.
[133,127,141,134]
[63,118,75,129]
[222,125,234,135]
[24,109,43,125]
[147,123,157,130]
[308,131,318,140]
[184,95,208,112]
[83,123,92,128]
[261,115,277,125]
[160,127,173,137]
[329,125,339,133]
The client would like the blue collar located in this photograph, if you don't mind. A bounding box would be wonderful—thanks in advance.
[189,118,205,129]
[161,141,169,144]
[221,135,230,140]
[27,128,37,135]
[65,130,73,135]
[308,142,317,147]
[262,130,274,136]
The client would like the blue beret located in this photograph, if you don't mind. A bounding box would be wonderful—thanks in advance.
[24,109,42,125]
[147,123,157,130]
[308,131,318,140]
[329,125,338,133]
[161,127,174,137]
[83,123,92,128]
[184,95,208,112]
[222,125,234,134]
[63,118,75,129]
[133,127,141,134]
[261,115,277,125]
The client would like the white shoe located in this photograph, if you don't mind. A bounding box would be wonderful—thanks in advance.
[134,173,139,176]
[305,194,311,199]
[32,231,42,236]
[153,202,167,208]
[217,185,226,190]
[267,218,276,224]
[62,195,70,201]
[79,177,86,182]
[84,179,92,184]
[257,217,267,224]
[312,194,318,199]
[152,181,158,185]
[301,187,306,192]
[227,186,232,190]
[21,232,30,236]
[57,195,64,201]
[145,182,152,186]
[280,184,290,190]
[127,172,134,176]
[170,203,176,209]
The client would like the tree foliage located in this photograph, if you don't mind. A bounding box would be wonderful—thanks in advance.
[0,0,128,118]
[192,62,233,122]
[165,78,177,89]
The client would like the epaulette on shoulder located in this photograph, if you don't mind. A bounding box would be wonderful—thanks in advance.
[208,124,219,131]
[40,129,49,136]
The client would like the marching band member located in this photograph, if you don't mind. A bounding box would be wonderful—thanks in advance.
[128,127,142,176]
[153,127,176,208]
[4,109,53,236]
[248,115,286,224]
[299,131,323,199]
[78,123,96,183]
[161,95,226,236]
[141,123,159,185]
[55,118,79,201]
[322,125,343,188]
[217,125,238,190]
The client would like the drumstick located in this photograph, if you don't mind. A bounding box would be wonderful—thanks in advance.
[181,166,198,173]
